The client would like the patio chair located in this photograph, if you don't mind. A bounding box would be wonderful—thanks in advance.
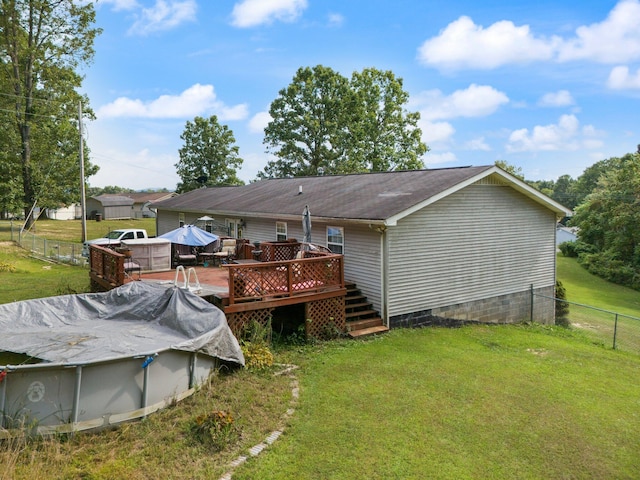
[213,238,237,265]
[174,243,197,266]
[197,240,218,266]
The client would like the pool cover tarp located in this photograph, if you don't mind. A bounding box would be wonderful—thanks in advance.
[0,282,244,366]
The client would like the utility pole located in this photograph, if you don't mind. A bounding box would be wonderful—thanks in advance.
[79,102,87,243]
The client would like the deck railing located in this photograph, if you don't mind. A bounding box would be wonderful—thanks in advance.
[89,245,126,289]
[226,253,344,305]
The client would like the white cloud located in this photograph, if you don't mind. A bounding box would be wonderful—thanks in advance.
[248,111,272,133]
[97,84,249,120]
[557,0,640,63]
[230,0,308,28]
[417,16,558,70]
[538,90,575,107]
[506,114,601,152]
[128,0,196,35]
[414,84,509,121]
[424,151,457,166]
[607,65,640,89]
[418,120,455,144]
[465,137,491,151]
[418,0,640,70]
[328,13,345,27]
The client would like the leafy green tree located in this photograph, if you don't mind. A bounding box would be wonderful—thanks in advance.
[347,68,426,172]
[261,65,353,178]
[494,160,525,180]
[550,174,576,209]
[569,156,622,208]
[259,65,427,178]
[571,152,640,288]
[175,115,244,193]
[0,0,101,225]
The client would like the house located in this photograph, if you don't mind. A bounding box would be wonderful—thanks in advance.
[556,225,578,246]
[86,195,134,220]
[125,192,176,218]
[152,166,572,328]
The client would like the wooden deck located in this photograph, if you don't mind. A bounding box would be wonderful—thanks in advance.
[88,243,348,339]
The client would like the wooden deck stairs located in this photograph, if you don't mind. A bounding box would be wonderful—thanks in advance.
[345,281,389,338]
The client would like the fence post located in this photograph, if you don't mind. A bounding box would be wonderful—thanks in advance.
[530,284,534,322]
[613,313,618,350]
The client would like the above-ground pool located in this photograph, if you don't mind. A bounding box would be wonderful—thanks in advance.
[0,282,244,436]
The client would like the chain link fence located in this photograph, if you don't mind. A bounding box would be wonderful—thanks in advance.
[533,291,640,354]
[10,227,87,267]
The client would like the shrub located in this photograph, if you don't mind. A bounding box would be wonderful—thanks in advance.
[554,280,570,327]
[240,319,274,370]
[188,410,238,451]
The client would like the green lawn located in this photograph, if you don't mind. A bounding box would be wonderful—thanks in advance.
[235,326,640,479]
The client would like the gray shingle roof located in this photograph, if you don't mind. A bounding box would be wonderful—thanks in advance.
[153,166,500,222]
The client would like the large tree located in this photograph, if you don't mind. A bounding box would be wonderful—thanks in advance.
[259,65,427,178]
[261,65,353,178]
[571,152,640,288]
[175,115,244,193]
[348,68,426,172]
[0,0,101,225]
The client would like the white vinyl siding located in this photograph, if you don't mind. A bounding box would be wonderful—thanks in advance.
[386,183,557,318]
[342,224,383,314]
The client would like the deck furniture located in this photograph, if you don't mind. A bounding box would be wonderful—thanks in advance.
[174,244,197,266]
[213,238,236,265]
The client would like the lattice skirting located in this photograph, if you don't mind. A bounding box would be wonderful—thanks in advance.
[305,296,345,340]
[226,308,275,340]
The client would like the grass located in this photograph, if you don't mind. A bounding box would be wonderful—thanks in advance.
[235,326,640,479]
[0,218,156,244]
[0,242,89,303]
[557,255,640,352]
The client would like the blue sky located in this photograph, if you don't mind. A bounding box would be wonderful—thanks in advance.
[83,0,640,190]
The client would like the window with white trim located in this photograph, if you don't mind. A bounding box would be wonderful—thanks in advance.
[178,212,185,227]
[326,226,344,254]
[276,222,287,242]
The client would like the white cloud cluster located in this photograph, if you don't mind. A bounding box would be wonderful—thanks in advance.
[230,0,308,28]
[417,0,640,74]
[607,66,640,89]
[506,114,602,152]
[248,111,273,133]
[538,90,575,107]
[128,0,196,35]
[97,84,249,120]
[415,84,509,121]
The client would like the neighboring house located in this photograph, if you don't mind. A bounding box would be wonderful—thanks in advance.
[152,166,572,327]
[45,204,81,220]
[556,225,578,245]
[125,192,176,218]
[86,195,134,220]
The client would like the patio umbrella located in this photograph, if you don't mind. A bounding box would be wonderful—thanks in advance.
[158,224,219,246]
[302,205,312,244]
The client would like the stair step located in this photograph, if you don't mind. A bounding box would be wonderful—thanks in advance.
[348,325,389,338]
[347,317,384,331]
[345,301,372,311]
[345,309,378,320]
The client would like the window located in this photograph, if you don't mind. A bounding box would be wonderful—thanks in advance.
[178,212,185,227]
[276,222,287,242]
[227,219,241,238]
[327,226,344,254]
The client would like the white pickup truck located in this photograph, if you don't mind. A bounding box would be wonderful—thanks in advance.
[82,228,149,257]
